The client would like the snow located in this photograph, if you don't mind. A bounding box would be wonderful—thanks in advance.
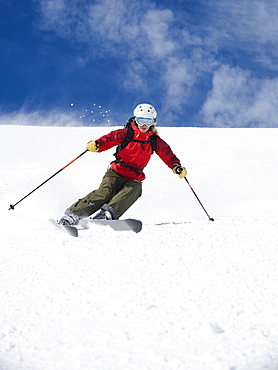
[1,125,278,370]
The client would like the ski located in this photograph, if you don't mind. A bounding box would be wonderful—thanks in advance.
[49,218,78,237]
[50,217,142,237]
[89,218,142,233]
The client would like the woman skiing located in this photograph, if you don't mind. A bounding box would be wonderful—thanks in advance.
[58,103,187,226]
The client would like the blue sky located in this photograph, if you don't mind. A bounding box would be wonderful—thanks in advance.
[1,0,278,127]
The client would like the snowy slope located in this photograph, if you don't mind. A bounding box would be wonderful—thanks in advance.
[1,125,278,370]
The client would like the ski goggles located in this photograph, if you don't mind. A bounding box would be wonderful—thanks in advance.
[135,117,154,127]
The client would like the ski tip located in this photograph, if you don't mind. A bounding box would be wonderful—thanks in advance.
[134,222,142,233]
[124,219,142,233]
[63,226,78,237]
[49,218,78,237]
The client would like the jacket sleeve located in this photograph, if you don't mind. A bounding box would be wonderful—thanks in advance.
[155,136,181,169]
[95,128,128,152]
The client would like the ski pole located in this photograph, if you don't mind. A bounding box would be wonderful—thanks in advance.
[9,149,88,210]
[184,177,214,221]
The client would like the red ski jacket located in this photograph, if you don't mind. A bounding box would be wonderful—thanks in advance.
[96,121,181,181]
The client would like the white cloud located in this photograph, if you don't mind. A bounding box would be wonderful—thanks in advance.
[123,61,147,90]
[0,109,80,127]
[34,0,213,112]
[88,0,133,43]
[162,57,195,109]
[140,9,176,58]
[217,0,278,43]
[31,2,199,115]
[36,0,67,32]
[86,1,202,116]
[33,0,278,127]
[200,65,278,127]
[248,79,278,126]
[208,0,278,70]
[87,2,177,60]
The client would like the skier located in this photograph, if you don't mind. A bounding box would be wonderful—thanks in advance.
[58,103,187,226]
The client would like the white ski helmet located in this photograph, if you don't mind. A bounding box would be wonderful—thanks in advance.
[133,103,157,120]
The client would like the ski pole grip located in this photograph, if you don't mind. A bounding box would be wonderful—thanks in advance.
[175,166,183,174]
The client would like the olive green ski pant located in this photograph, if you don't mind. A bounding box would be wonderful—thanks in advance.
[68,168,142,218]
